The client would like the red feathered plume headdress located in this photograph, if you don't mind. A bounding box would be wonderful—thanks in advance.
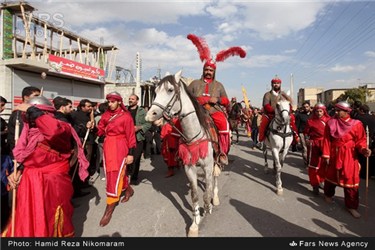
[187,33,246,69]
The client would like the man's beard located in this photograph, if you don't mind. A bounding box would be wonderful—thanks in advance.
[273,86,280,92]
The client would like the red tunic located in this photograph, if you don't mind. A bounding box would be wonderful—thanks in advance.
[304,116,330,168]
[97,109,136,198]
[160,120,180,168]
[304,115,330,186]
[3,115,75,237]
[322,117,367,187]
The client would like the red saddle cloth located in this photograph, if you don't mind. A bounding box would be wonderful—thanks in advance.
[177,113,222,166]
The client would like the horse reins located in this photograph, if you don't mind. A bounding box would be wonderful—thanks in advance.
[269,106,293,151]
[151,79,203,144]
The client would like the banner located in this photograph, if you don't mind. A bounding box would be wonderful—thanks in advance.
[48,54,105,82]
[241,85,252,137]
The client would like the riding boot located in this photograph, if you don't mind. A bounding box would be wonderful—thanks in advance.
[121,185,134,203]
[218,133,230,166]
[219,153,228,165]
[258,115,270,142]
[99,203,116,227]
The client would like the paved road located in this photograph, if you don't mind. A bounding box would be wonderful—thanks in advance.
[72,128,375,238]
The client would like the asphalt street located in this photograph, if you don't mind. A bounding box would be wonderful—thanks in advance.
[72,127,375,238]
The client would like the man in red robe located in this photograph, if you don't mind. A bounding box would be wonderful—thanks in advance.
[4,96,89,237]
[160,118,181,177]
[303,103,331,195]
[322,101,371,218]
[96,92,136,227]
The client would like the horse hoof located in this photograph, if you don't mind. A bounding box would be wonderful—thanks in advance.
[213,196,220,206]
[188,226,199,237]
[276,188,283,195]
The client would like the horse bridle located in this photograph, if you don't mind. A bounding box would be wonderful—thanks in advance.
[274,104,290,126]
[268,103,293,152]
[150,80,201,143]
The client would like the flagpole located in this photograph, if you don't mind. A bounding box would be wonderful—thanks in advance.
[241,85,251,137]
[10,113,20,237]
[365,126,369,219]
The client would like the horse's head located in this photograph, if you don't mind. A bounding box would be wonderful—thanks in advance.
[275,99,291,125]
[145,70,183,123]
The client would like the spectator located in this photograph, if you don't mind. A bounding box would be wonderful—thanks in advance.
[126,95,152,185]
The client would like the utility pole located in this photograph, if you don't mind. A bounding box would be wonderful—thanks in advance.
[290,73,294,104]
[135,52,141,98]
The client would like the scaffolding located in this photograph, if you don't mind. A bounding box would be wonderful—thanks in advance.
[1,1,119,80]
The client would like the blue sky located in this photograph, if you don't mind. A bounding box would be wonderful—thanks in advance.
[29,0,375,107]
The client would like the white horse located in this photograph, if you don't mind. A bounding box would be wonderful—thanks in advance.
[261,97,293,195]
[145,70,220,237]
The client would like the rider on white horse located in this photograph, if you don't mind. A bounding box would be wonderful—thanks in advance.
[258,76,299,145]
[187,34,246,166]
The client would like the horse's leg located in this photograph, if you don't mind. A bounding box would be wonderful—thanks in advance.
[263,142,269,174]
[236,128,239,143]
[212,163,220,206]
[203,161,214,215]
[271,148,283,195]
[212,175,220,206]
[184,165,200,237]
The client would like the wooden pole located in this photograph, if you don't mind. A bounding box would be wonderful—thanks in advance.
[71,109,94,181]
[10,114,20,237]
[365,126,369,219]
[366,126,369,189]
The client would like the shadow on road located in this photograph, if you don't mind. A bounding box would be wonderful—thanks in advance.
[72,185,101,236]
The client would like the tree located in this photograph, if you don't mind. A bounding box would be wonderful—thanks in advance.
[337,86,371,104]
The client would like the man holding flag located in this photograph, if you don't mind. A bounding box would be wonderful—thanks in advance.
[241,86,252,137]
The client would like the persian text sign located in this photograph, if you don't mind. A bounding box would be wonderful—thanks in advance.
[48,54,105,82]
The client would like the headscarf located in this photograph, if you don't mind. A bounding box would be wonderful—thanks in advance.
[311,103,330,121]
[106,91,127,112]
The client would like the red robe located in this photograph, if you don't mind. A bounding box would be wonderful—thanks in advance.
[97,109,136,199]
[160,120,180,168]
[322,117,367,187]
[304,115,330,186]
[3,115,75,237]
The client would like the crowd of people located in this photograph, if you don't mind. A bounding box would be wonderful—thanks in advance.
[0,34,374,237]
[0,88,163,235]
[227,80,375,219]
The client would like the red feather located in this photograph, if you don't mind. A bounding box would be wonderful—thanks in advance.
[215,47,246,62]
[187,34,211,62]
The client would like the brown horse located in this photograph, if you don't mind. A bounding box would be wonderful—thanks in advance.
[228,101,242,144]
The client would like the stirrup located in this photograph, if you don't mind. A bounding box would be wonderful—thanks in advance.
[219,153,228,165]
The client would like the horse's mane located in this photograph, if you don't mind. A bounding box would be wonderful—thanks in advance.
[158,75,210,135]
[278,92,293,104]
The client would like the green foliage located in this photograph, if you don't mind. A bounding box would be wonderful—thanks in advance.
[337,86,371,104]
